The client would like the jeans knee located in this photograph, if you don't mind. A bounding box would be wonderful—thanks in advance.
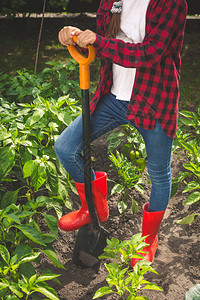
[54,132,83,172]
[54,135,74,163]
[147,164,171,186]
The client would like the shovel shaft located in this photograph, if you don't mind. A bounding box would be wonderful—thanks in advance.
[82,90,100,229]
[68,37,100,229]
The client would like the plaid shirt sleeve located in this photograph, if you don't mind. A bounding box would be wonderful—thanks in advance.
[93,0,186,69]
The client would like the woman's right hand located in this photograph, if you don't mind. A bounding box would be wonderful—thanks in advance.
[58,26,83,46]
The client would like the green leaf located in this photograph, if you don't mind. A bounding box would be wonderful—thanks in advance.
[170,182,180,198]
[142,283,163,291]
[10,254,17,266]
[0,132,11,141]
[7,282,23,298]
[18,262,36,279]
[0,146,15,179]
[41,233,57,244]
[135,183,144,194]
[131,199,139,213]
[0,245,10,265]
[46,166,59,194]
[107,237,120,248]
[33,285,59,300]
[44,214,58,237]
[19,252,40,265]
[111,184,124,195]
[32,167,46,191]
[40,269,62,285]
[58,181,70,200]
[15,224,46,246]
[0,282,8,289]
[63,111,72,125]
[173,171,189,184]
[118,200,127,214]
[1,189,21,209]
[183,181,200,193]
[17,211,33,219]
[106,131,124,142]
[3,213,21,225]
[180,118,194,127]
[23,160,34,178]
[179,110,194,118]
[4,295,20,300]
[108,138,123,153]
[15,243,33,263]
[93,287,113,299]
[23,160,47,191]
[180,141,195,155]
[26,108,45,126]
[29,274,37,285]
[183,163,197,174]
[35,274,60,283]
[184,191,200,205]
[41,248,65,269]
[176,213,199,224]
[36,196,51,207]
[99,252,117,260]
[46,201,63,220]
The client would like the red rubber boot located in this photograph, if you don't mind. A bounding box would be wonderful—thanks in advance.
[131,203,165,267]
[58,172,109,231]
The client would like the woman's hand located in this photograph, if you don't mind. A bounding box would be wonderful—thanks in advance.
[58,26,83,46]
[76,29,96,48]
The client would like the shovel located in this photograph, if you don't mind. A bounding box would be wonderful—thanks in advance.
[67,36,109,270]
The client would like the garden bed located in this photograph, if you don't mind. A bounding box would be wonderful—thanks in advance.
[42,134,200,300]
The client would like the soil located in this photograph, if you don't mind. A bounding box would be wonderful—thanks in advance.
[41,133,200,300]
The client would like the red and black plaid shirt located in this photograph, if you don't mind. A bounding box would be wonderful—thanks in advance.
[90,0,187,138]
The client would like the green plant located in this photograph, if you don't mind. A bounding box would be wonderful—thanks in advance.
[109,151,145,215]
[0,245,61,299]
[0,95,78,209]
[106,124,146,159]
[106,124,147,215]
[0,61,82,298]
[171,105,200,224]
[0,63,81,209]
[93,234,163,300]
[0,61,80,102]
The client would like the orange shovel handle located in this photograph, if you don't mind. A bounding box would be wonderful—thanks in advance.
[67,36,96,90]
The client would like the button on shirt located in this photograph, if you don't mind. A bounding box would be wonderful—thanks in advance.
[111,0,151,101]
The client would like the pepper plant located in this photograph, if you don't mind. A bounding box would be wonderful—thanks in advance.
[0,244,61,299]
[106,125,147,215]
[109,151,145,215]
[171,104,200,224]
[93,234,163,300]
[0,61,83,298]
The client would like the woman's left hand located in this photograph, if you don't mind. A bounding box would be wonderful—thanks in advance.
[75,29,96,48]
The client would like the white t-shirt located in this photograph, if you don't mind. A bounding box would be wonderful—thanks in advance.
[111,0,150,101]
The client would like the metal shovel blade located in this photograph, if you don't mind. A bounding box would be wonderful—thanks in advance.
[72,223,109,270]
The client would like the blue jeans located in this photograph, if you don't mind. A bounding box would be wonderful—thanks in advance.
[55,93,173,212]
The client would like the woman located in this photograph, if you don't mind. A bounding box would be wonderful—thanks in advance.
[55,0,188,266]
